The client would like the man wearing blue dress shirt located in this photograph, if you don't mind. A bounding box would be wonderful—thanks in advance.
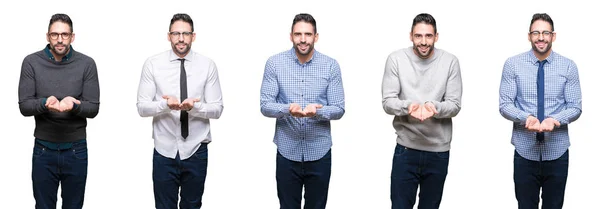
[499,13,582,209]
[260,13,345,209]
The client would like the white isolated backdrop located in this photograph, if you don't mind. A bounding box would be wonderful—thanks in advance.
[0,0,597,208]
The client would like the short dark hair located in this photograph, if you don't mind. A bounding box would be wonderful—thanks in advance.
[530,13,554,31]
[292,13,317,34]
[170,13,194,32]
[48,13,73,32]
[411,13,437,34]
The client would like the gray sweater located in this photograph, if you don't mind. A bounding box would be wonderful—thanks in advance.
[18,47,100,142]
[382,47,462,152]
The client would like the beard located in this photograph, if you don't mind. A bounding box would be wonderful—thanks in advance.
[413,43,434,59]
[294,42,314,56]
[51,43,69,55]
[172,42,191,56]
[531,40,552,54]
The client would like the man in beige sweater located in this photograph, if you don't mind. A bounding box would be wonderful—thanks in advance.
[381,13,462,209]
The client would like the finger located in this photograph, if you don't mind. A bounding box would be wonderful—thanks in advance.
[432,106,439,114]
[525,119,533,128]
[409,105,417,114]
[553,120,560,126]
[316,104,323,108]
[424,105,432,112]
[73,99,81,104]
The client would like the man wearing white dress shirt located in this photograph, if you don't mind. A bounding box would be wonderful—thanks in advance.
[136,13,223,209]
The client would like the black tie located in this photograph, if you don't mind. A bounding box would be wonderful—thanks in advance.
[536,60,547,142]
[179,58,189,139]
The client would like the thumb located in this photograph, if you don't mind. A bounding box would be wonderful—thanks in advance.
[194,98,200,102]
[431,106,439,114]
[316,104,323,108]
[73,99,81,104]
[162,95,169,99]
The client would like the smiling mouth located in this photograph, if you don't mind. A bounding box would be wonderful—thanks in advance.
[536,42,546,47]
[298,44,309,50]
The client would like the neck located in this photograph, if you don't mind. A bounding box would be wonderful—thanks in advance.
[412,47,435,60]
[296,51,314,64]
[533,49,551,61]
[175,51,189,59]
[51,48,69,61]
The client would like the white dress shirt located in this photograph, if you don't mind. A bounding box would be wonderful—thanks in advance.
[137,49,223,160]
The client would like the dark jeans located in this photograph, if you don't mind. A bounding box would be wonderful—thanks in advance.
[32,139,88,209]
[514,150,569,209]
[276,149,332,209]
[391,144,450,209]
[153,144,208,209]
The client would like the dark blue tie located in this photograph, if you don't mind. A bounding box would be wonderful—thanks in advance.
[536,60,547,142]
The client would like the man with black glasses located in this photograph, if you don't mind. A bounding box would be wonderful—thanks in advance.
[137,13,223,209]
[499,13,582,209]
[18,13,100,209]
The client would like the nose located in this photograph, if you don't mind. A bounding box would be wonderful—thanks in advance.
[300,34,307,42]
[420,36,427,45]
[178,34,184,42]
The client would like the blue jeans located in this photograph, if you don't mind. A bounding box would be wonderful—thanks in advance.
[153,144,208,209]
[276,149,332,209]
[514,150,569,209]
[32,139,88,209]
[391,144,449,209]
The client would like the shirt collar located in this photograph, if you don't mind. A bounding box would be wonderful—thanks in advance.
[527,49,555,64]
[169,49,193,62]
[44,44,73,62]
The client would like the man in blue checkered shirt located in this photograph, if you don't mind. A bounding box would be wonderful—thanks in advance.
[499,13,582,209]
[260,13,345,209]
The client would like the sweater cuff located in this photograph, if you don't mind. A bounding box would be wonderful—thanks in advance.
[72,102,80,112]
[41,98,48,111]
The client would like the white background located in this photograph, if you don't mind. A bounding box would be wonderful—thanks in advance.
[1,0,597,208]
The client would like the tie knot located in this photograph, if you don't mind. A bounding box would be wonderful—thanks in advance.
[178,58,185,63]
[538,60,547,65]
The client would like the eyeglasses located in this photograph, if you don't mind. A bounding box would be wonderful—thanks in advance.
[529,31,554,37]
[169,31,193,38]
[48,32,72,40]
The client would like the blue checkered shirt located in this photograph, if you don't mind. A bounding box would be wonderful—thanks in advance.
[499,50,582,161]
[260,48,345,162]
